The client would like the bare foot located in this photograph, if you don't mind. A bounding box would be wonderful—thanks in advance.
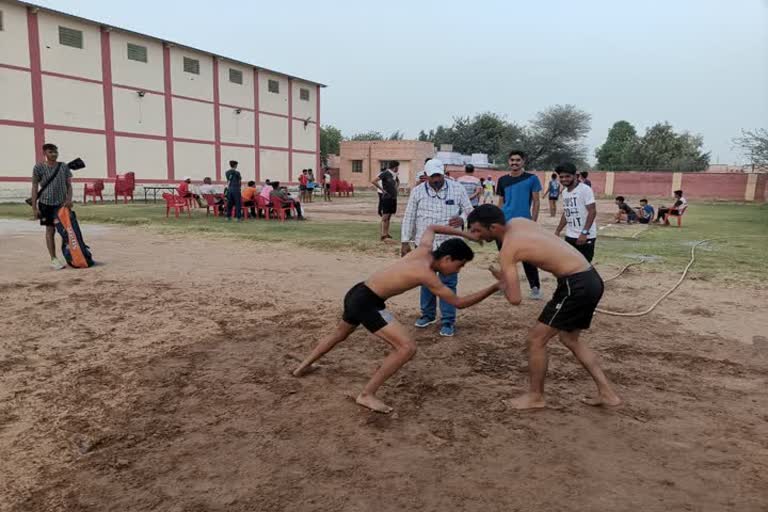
[356,393,393,414]
[503,393,547,410]
[292,364,320,377]
[582,393,622,407]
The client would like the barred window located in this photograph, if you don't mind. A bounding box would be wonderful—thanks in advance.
[300,88,310,101]
[268,79,279,94]
[183,57,200,75]
[351,160,363,173]
[58,26,83,49]
[127,43,148,63]
[229,68,243,84]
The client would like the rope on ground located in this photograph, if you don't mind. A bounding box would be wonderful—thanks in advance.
[602,261,645,282]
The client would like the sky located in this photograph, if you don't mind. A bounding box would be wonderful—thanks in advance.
[34,0,768,164]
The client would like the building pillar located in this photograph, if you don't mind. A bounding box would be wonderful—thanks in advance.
[671,172,683,194]
[26,7,44,161]
[745,173,758,201]
[604,172,615,196]
[253,69,260,182]
[287,78,293,182]
[212,57,221,182]
[315,84,321,172]
[162,44,175,181]
[100,27,116,178]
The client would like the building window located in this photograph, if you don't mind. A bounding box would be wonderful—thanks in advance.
[127,43,148,63]
[183,57,200,75]
[58,26,83,49]
[300,88,310,101]
[351,160,363,173]
[268,79,280,94]
[229,68,243,85]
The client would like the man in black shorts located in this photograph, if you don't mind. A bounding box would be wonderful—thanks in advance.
[292,224,500,414]
[467,205,621,410]
[31,143,73,270]
[372,161,399,241]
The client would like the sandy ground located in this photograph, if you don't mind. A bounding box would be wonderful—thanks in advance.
[1,203,767,512]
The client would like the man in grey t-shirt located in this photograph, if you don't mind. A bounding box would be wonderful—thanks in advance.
[31,143,73,270]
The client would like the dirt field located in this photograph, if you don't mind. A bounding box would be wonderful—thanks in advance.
[1,201,767,511]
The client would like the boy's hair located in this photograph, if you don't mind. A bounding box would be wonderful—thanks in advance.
[467,204,506,228]
[555,162,577,175]
[271,181,280,189]
[674,189,683,197]
[615,196,625,202]
[203,177,212,184]
[580,171,589,178]
[640,198,648,204]
[424,157,432,164]
[42,143,58,152]
[229,160,238,167]
[388,161,400,170]
[508,149,527,160]
[433,238,474,262]
[465,164,475,173]
[550,172,558,179]
[247,180,256,187]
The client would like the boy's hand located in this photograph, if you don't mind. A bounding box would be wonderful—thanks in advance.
[448,216,463,228]
[488,265,502,280]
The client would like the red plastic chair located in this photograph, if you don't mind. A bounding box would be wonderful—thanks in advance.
[114,172,135,203]
[270,196,295,221]
[254,195,273,219]
[83,180,104,204]
[162,193,190,218]
[202,194,222,217]
[664,206,687,227]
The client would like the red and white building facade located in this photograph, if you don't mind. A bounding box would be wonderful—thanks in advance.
[0,0,324,197]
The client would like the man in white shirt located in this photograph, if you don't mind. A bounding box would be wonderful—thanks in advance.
[554,162,597,262]
[456,164,483,207]
[401,159,474,337]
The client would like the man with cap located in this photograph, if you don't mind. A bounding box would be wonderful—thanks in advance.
[401,159,474,337]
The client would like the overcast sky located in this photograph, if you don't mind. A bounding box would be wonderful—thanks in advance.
[36,0,768,164]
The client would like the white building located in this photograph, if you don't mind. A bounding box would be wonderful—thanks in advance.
[0,0,325,198]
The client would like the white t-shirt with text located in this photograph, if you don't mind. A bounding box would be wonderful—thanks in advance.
[561,183,597,239]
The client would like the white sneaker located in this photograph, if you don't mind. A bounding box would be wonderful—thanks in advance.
[529,287,542,300]
[51,258,65,270]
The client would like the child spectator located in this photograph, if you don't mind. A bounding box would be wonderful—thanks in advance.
[656,190,688,224]
[635,199,654,224]
[242,180,258,218]
[614,196,637,223]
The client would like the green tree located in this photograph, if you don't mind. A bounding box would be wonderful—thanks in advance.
[388,130,404,141]
[733,128,768,169]
[595,121,639,171]
[349,131,385,141]
[515,105,592,169]
[417,130,430,142]
[319,125,343,166]
[633,122,710,171]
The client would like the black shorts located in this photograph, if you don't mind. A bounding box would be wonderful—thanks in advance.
[565,236,596,263]
[379,197,397,215]
[39,203,61,226]
[342,282,392,333]
[299,185,307,191]
[538,267,604,332]
[638,217,651,224]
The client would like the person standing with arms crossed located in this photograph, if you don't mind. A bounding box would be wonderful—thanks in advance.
[31,143,73,269]
[225,160,242,221]
[554,162,598,262]
[401,159,473,337]
[496,150,543,299]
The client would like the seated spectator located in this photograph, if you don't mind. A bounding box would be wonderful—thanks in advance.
[178,176,203,206]
[656,190,688,224]
[242,180,258,218]
[259,179,273,200]
[199,177,224,214]
[614,196,637,223]
[270,181,305,220]
[635,198,654,224]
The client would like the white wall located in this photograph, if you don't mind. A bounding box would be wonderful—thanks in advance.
[220,108,254,146]
[172,98,214,140]
[109,30,164,92]
[291,80,316,120]
[221,146,255,182]
[218,60,253,108]
[43,76,104,129]
[0,2,30,68]
[115,136,167,180]
[173,141,214,181]
[292,119,316,152]
[38,11,102,81]
[259,114,288,148]
[292,152,316,179]
[0,125,35,177]
[113,88,165,136]
[258,71,288,115]
[0,68,33,122]
[170,48,212,101]
[46,128,107,178]
[259,149,288,183]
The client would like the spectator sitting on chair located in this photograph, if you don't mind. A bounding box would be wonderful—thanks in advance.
[270,181,305,220]
[614,196,637,223]
[635,198,654,224]
[656,190,687,224]
[242,180,258,218]
[199,177,224,214]
[178,177,200,203]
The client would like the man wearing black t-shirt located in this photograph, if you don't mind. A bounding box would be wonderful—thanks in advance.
[372,161,400,241]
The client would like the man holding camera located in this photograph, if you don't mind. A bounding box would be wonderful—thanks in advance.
[31,143,73,270]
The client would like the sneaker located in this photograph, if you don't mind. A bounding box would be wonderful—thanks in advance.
[414,316,436,328]
[529,287,542,300]
[439,324,455,337]
[51,258,65,270]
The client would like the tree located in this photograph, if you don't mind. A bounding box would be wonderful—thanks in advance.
[319,125,343,165]
[388,130,404,141]
[632,122,710,172]
[595,121,639,171]
[417,130,430,142]
[733,128,768,169]
[515,105,591,169]
[349,131,385,141]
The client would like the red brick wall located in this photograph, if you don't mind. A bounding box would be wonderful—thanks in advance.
[613,172,673,197]
[754,174,767,202]
[681,173,748,200]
